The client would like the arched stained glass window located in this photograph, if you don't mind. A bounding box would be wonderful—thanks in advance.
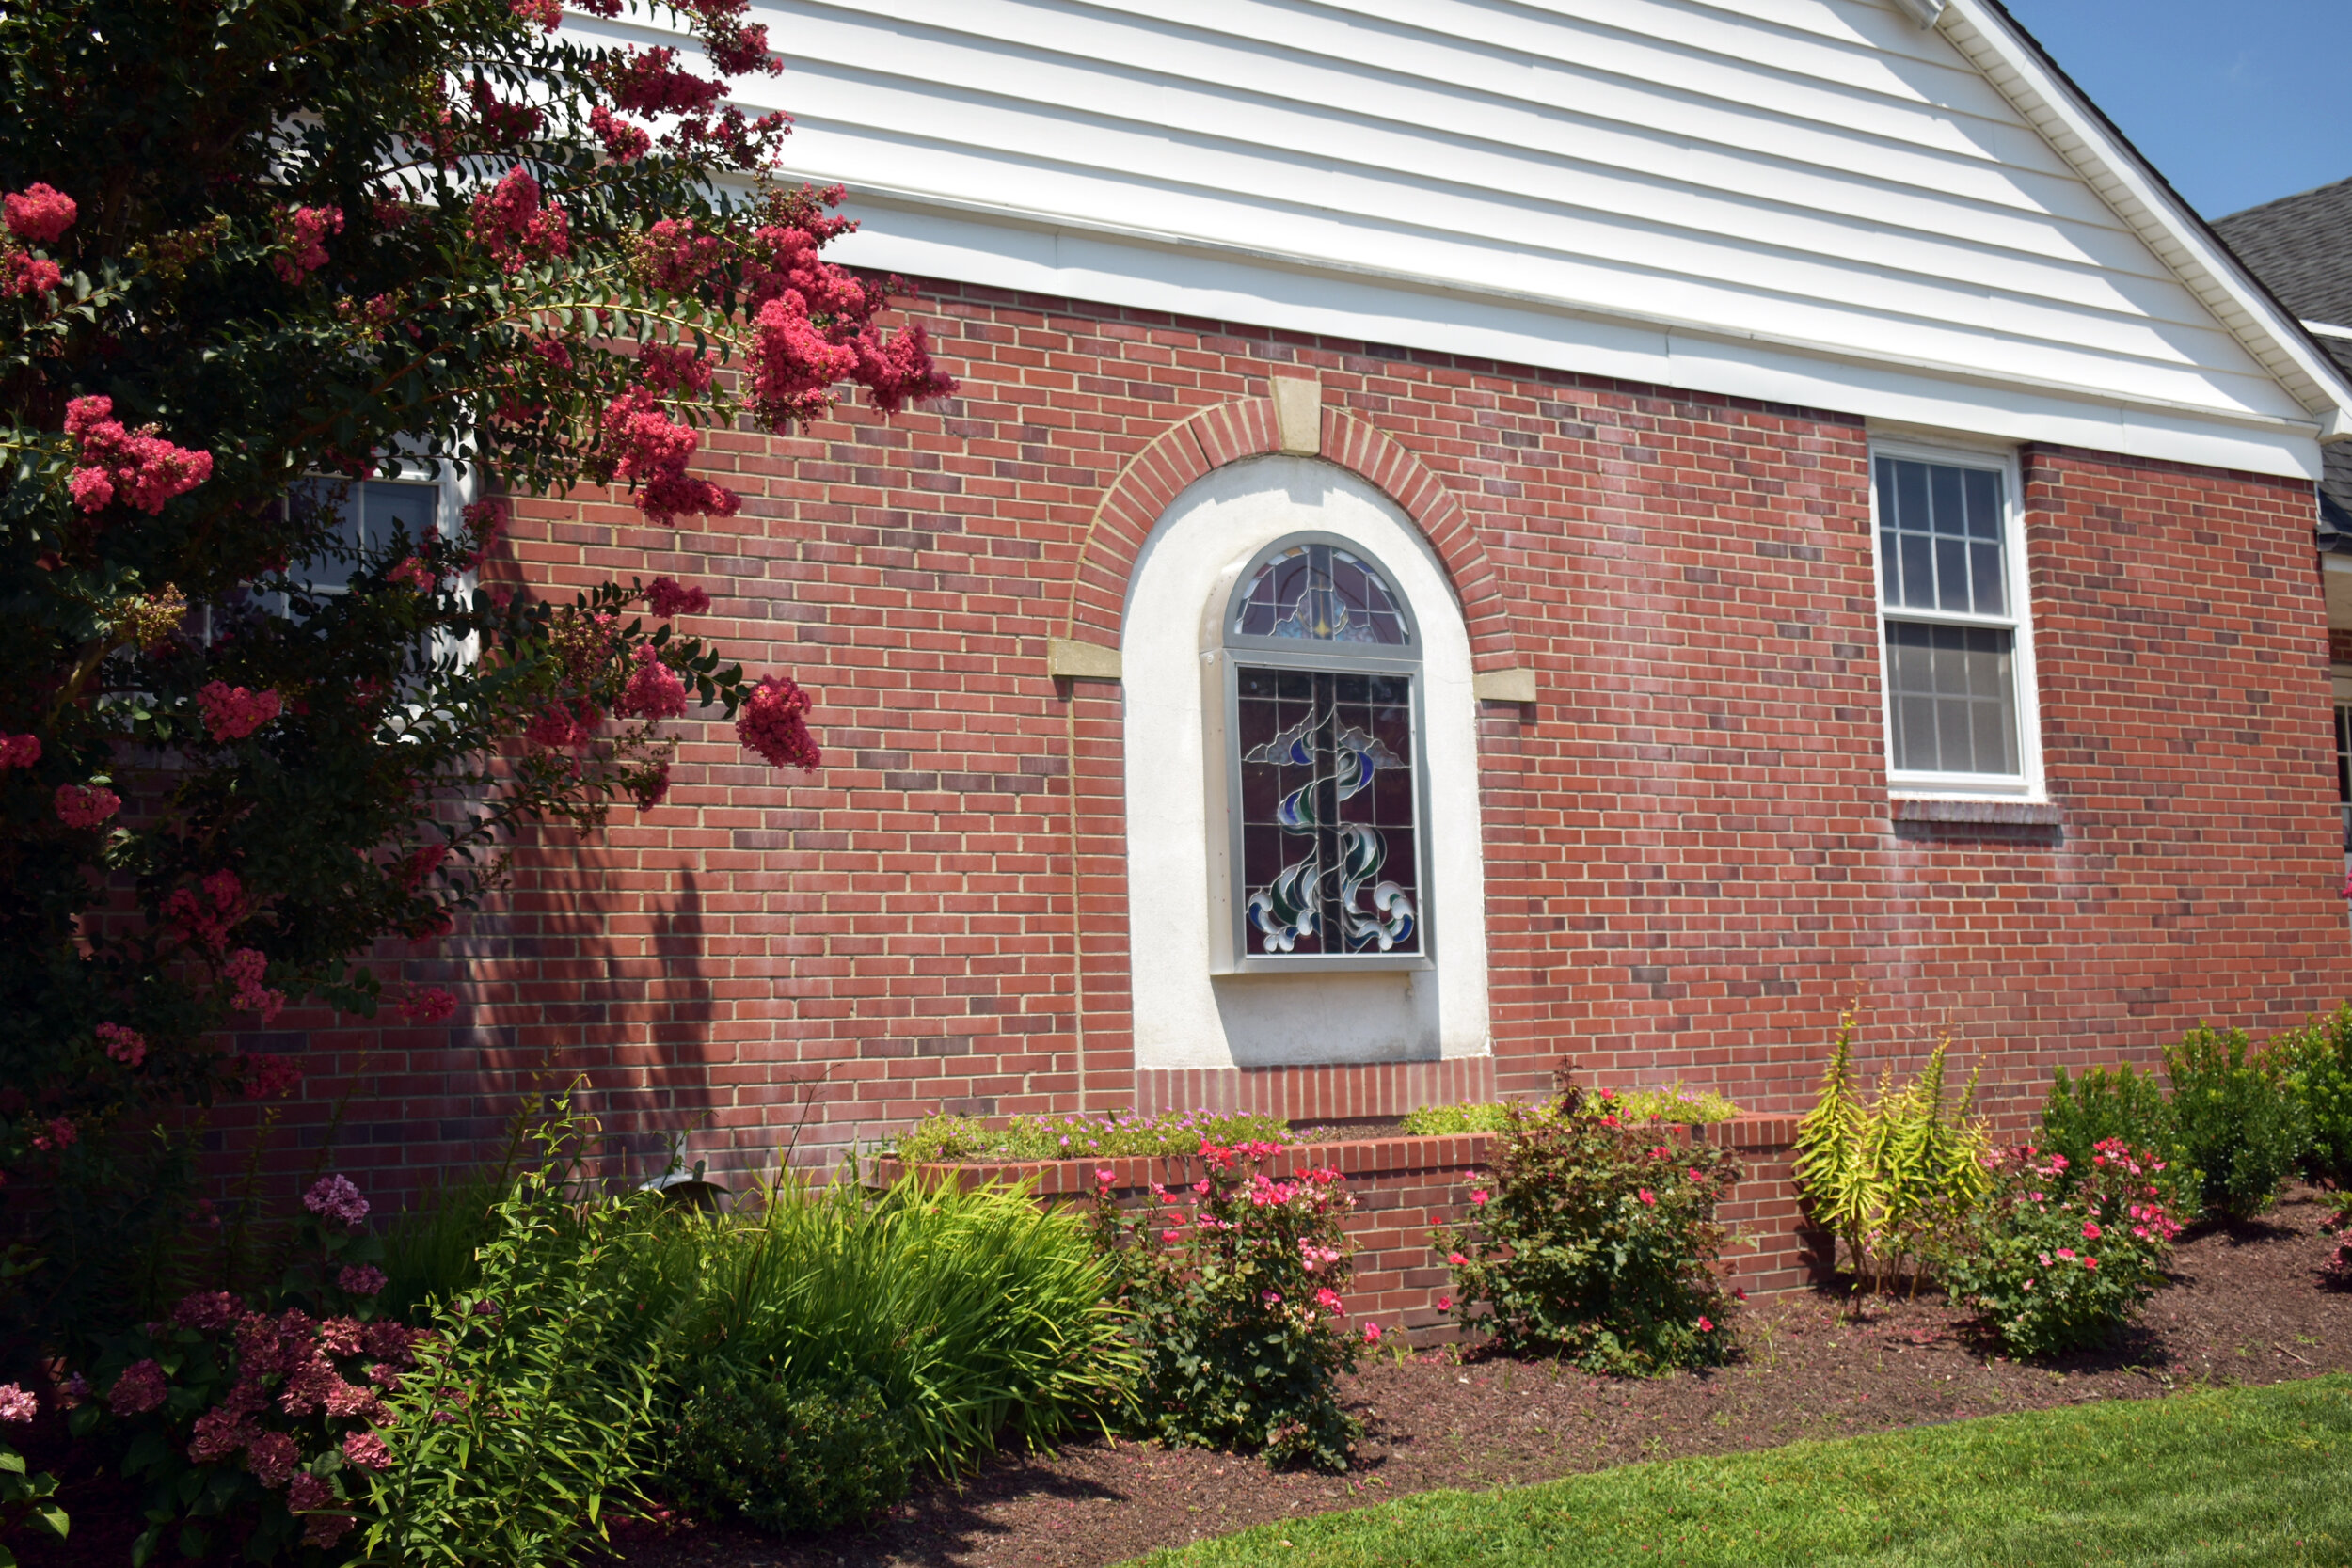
[1231,541,1412,645]
[1220,534,1424,964]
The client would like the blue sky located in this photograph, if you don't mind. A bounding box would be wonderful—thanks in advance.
[2000,0,2351,218]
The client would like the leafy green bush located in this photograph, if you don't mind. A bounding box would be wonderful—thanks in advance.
[660,1366,913,1535]
[1091,1139,1368,1470]
[893,1109,1289,1164]
[1939,1140,2184,1357]
[2266,1006,2352,1186]
[2040,1062,2174,1169]
[1437,1088,1740,1375]
[1402,1084,1739,1137]
[1793,1020,1990,1290]
[358,1139,675,1568]
[659,1169,1134,1486]
[2164,1024,2308,1221]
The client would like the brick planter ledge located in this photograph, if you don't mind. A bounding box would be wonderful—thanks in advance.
[864,1117,1818,1341]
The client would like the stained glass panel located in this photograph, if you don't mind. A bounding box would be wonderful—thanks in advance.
[1233,543,1410,645]
[1234,665,1421,958]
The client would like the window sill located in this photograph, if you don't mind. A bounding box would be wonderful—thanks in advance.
[1890,798,2063,827]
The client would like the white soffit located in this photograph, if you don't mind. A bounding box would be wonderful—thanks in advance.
[580,0,2352,479]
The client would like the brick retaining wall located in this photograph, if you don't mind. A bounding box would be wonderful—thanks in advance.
[866,1117,1812,1340]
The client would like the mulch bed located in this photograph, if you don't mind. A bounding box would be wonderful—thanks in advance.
[612,1185,2352,1568]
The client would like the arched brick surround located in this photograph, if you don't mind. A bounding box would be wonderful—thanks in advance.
[1058,394,1520,671]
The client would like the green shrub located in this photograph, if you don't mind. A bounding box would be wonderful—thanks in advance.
[358,1131,676,1568]
[2040,1062,2174,1169]
[894,1109,1289,1164]
[2267,1006,2352,1186]
[2163,1024,2308,1221]
[1437,1088,1740,1375]
[1091,1138,1366,1470]
[1793,1019,1990,1290]
[660,1365,913,1535]
[1939,1139,2184,1357]
[1402,1085,1739,1137]
[660,1169,1134,1483]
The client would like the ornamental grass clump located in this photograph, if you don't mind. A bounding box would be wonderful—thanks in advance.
[894,1108,1289,1164]
[1401,1083,1739,1136]
[1793,1017,1990,1291]
[1091,1138,1369,1471]
[1435,1085,1741,1375]
[1937,1139,2184,1358]
[649,1165,1136,1533]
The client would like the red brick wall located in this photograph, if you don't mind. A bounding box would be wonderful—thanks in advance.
[248,280,2348,1205]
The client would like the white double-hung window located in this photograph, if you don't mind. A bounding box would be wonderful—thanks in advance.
[1870,442,2042,798]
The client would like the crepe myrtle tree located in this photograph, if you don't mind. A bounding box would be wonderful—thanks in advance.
[0,0,951,1284]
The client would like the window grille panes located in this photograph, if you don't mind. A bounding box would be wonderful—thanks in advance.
[1885,623,2019,776]
[1234,666,1420,957]
[2336,705,2352,849]
[1874,454,2025,782]
[289,478,438,593]
[1232,542,1410,645]
[1876,456,2007,616]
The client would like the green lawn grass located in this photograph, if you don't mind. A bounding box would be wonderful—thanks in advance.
[1129,1375,2352,1567]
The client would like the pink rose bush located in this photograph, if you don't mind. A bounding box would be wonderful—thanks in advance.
[1089,1137,1366,1470]
[1436,1084,1741,1374]
[1938,1139,2183,1358]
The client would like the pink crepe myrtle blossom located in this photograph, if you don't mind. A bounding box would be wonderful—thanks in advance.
[737,674,821,770]
[397,987,457,1024]
[269,205,343,283]
[0,733,39,768]
[55,783,119,827]
[305,1174,370,1227]
[97,1022,147,1067]
[108,1359,168,1416]
[62,396,212,515]
[243,1054,301,1100]
[0,1384,37,1423]
[644,576,710,618]
[525,699,600,752]
[5,250,59,297]
[165,868,246,951]
[197,681,283,740]
[31,1117,76,1152]
[386,556,437,594]
[589,104,652,160]
[599,387,737,523]
[468,168,569,272]
[620,645,688,719]
[4,183,75,244]
[223,947,285,1022]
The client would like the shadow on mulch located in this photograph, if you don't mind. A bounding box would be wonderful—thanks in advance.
[607,1184,2352,1568]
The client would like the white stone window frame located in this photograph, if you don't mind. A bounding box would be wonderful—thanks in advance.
[1210,531,1435,975]
[1121,455,1491,1073]
[1868,436,2047,803]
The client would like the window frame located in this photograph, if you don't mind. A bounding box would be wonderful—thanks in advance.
[1867,436,2045,801]
[1210,531,1435,974]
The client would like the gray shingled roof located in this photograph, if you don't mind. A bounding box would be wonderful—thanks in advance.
[2215,179,2352,547]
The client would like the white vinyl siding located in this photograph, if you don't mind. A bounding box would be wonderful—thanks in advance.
[560,0,2336,474]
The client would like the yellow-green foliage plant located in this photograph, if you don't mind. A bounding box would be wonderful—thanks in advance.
[1793,1014,1991,1293]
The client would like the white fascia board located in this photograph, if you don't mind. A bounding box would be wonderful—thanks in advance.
[1940,0,2352,431]
[831,189,2326,481]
